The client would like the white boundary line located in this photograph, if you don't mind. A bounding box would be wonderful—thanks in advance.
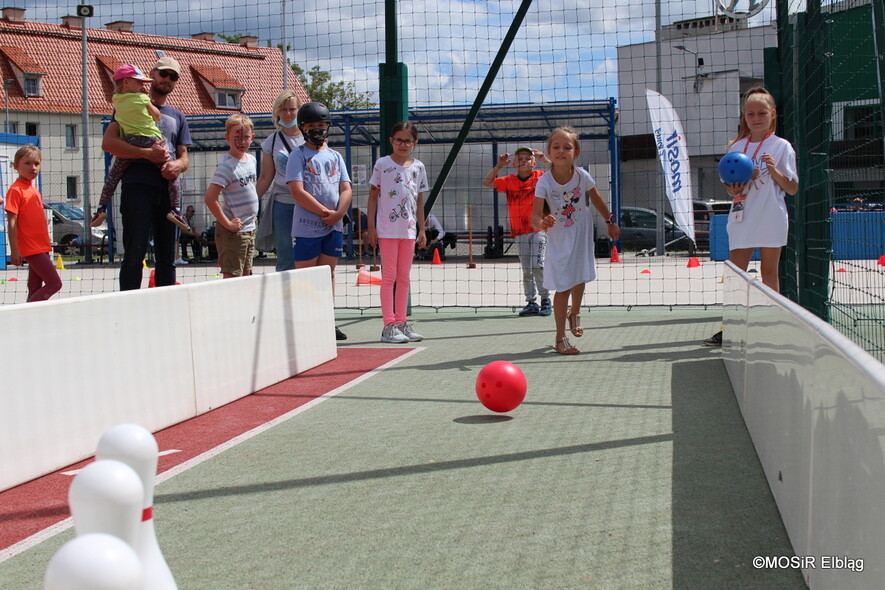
[0,347,423,563]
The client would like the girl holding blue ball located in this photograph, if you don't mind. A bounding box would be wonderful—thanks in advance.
[705,87,798,346]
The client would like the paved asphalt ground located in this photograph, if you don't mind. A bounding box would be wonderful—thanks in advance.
[0,308,807,589]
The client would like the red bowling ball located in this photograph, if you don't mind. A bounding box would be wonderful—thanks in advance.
[475,361,528,412]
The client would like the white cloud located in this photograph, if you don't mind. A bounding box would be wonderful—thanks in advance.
[24,0,775,107]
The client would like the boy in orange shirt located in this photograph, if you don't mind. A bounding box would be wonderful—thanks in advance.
[482,147,551,316]
[4,144,62,302]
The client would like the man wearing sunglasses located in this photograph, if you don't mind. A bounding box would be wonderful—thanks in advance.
[102,56,192,290]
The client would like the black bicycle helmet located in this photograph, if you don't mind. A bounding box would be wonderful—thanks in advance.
[297,102,331,125]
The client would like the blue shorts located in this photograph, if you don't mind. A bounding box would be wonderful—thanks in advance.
[293,231,343,261]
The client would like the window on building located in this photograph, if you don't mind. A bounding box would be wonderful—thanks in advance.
[24,76,40,97]
[65,125,77,148]
[25,122,38,136]
[5,122,16,134]
[66,176,78,201]
[215,91,241,110]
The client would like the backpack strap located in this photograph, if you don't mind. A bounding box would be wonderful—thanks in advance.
[271,130,294,154]
[278,131,293,153]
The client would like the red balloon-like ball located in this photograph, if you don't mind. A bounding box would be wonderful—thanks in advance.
[475,361,528,412]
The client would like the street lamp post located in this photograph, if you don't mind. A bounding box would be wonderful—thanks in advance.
[654,0,665,256]
[80,8,93,263]
[674,45,705,93]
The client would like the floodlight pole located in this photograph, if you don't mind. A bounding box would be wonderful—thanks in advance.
[281,0,288,89]
[380,0,411,312]
[654,0,666,256]
[674,45,702,93]
[80,12,94,263]
[379,0,408,157]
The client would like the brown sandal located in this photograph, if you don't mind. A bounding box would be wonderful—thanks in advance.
[553,337,579,355]
[567,308,584,337]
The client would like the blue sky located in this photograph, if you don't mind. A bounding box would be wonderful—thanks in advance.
[27,0,775,106]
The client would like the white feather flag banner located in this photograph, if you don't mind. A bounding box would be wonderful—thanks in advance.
[645,89,696,244]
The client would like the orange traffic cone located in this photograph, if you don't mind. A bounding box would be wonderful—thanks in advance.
[879,255,885,266]
[640,269,651,274]
[610,245,621,263]
[357,268,382,285]
[432,248,443,265]
[687,257,701,268]
[836,268,847,272]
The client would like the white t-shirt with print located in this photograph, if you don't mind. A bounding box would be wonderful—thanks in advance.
[369,156,429,240]
[726,134,798,249]
[210,153,259,232]
[286,145,351,238]
[535,167,598,291]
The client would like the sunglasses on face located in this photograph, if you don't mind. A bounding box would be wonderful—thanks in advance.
[156,70,179,82]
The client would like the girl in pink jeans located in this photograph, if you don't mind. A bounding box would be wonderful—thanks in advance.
[367,122,428,343]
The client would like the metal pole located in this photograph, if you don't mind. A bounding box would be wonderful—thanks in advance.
[281,0,288,89]
[81,15,93,263]
[379,0,408,158]
[654,0,665,256]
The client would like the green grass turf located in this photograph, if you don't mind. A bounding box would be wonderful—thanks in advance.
[0,308,806,589]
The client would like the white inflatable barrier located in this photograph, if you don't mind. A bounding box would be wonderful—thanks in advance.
[0,267,335,492]
[722,261,885,589]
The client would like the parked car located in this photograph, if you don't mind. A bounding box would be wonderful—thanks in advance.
[693,199,731,249]
[44,202,107,256]
[618,206,695,255]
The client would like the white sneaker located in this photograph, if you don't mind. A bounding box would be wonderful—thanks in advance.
[398,322,424,342]
[381,323,410,344]
[173,258,188,266]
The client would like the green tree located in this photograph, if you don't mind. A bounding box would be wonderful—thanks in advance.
[218,33,243,43]
[292,64,375,110]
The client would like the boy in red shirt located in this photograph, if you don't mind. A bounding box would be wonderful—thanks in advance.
[483,147,551,316]
[4,144,62,302]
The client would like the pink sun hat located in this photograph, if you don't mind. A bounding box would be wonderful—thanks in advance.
[112,64,152,82]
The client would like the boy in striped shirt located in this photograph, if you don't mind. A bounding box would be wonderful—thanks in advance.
[204,114,259,278]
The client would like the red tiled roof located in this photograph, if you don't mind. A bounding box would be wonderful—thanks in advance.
[0,45,45,74]
[0,18,309,117]
[190,64,245,91]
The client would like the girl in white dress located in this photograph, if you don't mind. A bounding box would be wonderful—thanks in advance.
[367,122,428,344]
[706,87,798,346]
[724,87,798,290]
[533,127,621,355]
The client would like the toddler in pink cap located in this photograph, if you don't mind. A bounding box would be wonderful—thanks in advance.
[93,64,186,230]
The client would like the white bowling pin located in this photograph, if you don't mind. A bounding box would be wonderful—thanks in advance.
[44,532,143,590]
[96,423,178,590]
[68,460,143,549]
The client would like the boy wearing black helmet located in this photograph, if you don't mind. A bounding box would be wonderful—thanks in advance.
[285,102,352,341]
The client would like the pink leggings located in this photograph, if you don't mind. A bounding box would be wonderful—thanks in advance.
[379,238,415,325]
[24,252,63,302]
